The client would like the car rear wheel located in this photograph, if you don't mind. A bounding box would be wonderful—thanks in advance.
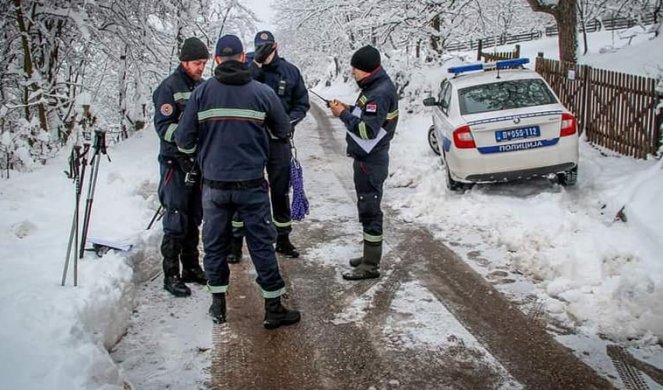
[443,154,465,191]
[428,125,441,155]
[557,167,578,186]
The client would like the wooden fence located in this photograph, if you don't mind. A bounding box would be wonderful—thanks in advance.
[446,12,660,53]
[535,55,662,159]
[477,42,520,62]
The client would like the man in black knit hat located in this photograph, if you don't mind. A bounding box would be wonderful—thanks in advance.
[329,45,399,280]
[152,37,209,297]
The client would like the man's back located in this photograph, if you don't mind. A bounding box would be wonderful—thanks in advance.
[176,60,291,182]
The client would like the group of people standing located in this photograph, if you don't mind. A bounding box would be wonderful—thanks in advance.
[153,30,399,329]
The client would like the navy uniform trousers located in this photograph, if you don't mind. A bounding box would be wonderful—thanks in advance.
[353,151,389,244]
[158,156,203,275]
[232,139,292,238]
[203,179,286,296]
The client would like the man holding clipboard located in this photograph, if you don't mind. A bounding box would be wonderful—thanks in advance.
[329,45,399,280]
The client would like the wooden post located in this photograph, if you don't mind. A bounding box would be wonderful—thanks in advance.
[477,39,483,61]
[656,93,663,154]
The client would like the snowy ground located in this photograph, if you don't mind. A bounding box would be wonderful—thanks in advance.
[0,30,661,388]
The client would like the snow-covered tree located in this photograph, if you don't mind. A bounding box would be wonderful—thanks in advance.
[0,0,257,174]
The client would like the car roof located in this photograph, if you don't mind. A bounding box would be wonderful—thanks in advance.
[449,69,544,89]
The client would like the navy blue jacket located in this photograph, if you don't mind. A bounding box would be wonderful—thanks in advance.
[153,65,202,158]
[175,61,291,182]
[339,67,399,160]
[250,54,310,128]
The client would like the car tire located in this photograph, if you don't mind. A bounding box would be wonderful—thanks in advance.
[428,125,441,156]
[443,154,464,192]
[558,167,578,186]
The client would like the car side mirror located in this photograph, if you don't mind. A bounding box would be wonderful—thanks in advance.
[423,97,438,107]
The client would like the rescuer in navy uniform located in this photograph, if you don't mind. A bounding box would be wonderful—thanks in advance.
[329,45,399,280]
[153,37,209,297]
[226,30,310,263]
[176,34,301,328]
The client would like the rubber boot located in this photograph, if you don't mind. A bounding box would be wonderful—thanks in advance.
[181,265,206,285]
[275,235,300,258]
[161,235,181,277]
[343,242,381,280]
[349,255,363,267]
[164,275,191,297]
[263,297,301,329]
[209,293,226,324]
[162,236,191,296]
[226,235,243,264]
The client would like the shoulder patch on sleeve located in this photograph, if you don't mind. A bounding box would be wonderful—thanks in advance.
[160,103,174,117]
[366,103,377,113]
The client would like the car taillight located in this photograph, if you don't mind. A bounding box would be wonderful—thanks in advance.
[560,113,576,137]
[453,125,476,149]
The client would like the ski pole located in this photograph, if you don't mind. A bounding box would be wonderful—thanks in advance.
[62,144,88,286]
[79,131,107,259]
[146,205,164,230]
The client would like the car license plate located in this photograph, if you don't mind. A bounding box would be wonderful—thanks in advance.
[495,126,540,142]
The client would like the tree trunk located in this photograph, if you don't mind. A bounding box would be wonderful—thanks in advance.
[13,0,48,131]
[430,14,442,54]
[119,45,128,139]
[526,0,578,63]
[557,0,578,63]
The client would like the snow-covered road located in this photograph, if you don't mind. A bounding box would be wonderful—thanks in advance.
[112,102,660,389]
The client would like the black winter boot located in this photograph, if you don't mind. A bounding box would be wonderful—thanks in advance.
[208,293,226,324]
[343,242,382,280]
[263,297,301,329]
[226,235,244,264]
[349,255,363,267]
[275,235,300,258]
[164,275,191,297]
[161,235,182,277]
[181,265,206,285]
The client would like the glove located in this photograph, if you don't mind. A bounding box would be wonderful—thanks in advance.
[175,153,196,173]
[254,43,275,64]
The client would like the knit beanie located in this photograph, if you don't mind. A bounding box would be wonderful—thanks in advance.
[179,37,209,61]
[350,45,381,73]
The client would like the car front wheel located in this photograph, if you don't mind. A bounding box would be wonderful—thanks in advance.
[428,125,441,155]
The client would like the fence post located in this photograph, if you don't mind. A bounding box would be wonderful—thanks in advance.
[477,39,482,61]
[581,64,591,135]
[656,93,663,155]
[515,44,521,58]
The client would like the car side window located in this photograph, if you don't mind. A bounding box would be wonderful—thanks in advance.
[441,84,453,115]
[438,81,448,102]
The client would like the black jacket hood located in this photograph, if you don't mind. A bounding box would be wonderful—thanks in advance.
[214,60,252,85]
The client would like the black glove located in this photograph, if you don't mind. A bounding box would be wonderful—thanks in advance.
[254,43,275,64]
[175,153,196,173]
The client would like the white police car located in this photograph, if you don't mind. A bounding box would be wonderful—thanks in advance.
[424,58,578,191]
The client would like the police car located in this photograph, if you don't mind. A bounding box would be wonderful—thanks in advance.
[424,58,578,191]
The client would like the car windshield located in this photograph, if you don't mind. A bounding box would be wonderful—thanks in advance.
[458,78,557,115]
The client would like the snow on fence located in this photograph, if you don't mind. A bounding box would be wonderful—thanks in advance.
[446,12,661,53]
[477,43,520,62]
[535,54,662,159]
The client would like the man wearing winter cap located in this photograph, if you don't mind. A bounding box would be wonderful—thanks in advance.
[225,30,310,264]
[329,45,399,280]
[152,36,209,297]
[176,34,301,329]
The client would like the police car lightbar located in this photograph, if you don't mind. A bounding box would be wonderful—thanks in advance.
[447,58,530,75]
